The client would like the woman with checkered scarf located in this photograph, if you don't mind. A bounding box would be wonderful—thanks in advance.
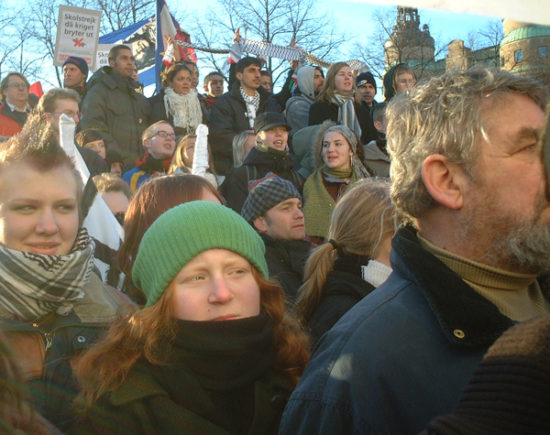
[0,129,130,432]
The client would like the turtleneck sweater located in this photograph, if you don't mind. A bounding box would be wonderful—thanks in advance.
[419,235,550,321]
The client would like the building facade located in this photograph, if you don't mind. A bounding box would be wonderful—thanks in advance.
[384,8,550,86]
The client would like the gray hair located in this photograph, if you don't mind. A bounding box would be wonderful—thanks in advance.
[387,67,548,220]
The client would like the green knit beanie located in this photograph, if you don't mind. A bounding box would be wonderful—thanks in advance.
[132,201,268,307]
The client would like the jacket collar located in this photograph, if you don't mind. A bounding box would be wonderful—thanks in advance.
[229,82,270,103]
[392,226,516,348]
[242,147,294,169]
[88,66,132,91]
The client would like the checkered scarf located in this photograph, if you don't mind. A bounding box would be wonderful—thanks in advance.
[0,228,95,321]
[240,86,260,128]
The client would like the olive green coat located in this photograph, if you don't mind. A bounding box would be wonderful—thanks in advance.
[72,361,293,435]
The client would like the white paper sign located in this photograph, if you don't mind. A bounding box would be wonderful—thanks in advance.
[94,44,113,71]
[54,5,102,70]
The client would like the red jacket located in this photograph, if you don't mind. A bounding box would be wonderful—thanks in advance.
[0,103,24,138]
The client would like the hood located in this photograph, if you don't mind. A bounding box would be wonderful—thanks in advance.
[296,66,317,101]
[86,66,114,89]
[383,63,406,102]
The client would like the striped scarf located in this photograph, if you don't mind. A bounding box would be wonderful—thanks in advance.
[0,228,95,321]
[332,92,362,141]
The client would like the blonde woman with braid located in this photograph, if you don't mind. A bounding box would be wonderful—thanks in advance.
[296,179,401,344]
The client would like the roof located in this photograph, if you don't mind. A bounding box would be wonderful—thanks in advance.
[501,25,550,45]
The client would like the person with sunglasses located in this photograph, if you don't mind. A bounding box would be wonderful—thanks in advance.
[122,121,177,194]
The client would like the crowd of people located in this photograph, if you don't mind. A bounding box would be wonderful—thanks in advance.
[0,37,550,434]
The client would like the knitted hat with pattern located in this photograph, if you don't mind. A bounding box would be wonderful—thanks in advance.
[241,175,301,222]
[132,201,268,307]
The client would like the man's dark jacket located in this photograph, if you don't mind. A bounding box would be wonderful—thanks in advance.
[209,84,281,175]
[260,233,311,305]
[81,67,150,167]
[279,226,547,434]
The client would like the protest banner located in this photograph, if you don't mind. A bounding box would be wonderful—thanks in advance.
[94,44,112,72]
[54,5,102,70]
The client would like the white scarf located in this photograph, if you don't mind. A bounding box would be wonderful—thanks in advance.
[164,87,203,133]
[361,259,392,288]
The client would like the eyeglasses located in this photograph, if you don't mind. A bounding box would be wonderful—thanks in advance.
[150,131,176,140]
[8,83,28,90]
[52,111,81,119]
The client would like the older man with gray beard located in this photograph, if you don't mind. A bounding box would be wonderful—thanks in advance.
[279,67,550,435]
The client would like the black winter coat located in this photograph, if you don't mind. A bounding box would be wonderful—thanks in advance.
[308,100,377,144]
[209,85,281,175]
[261,233,311,305]
[80,67,150,167]
[307,255,375,345]
[222,147,305,213]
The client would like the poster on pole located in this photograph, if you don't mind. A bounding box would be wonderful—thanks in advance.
[54,5,102,70]
[95,44,113,72]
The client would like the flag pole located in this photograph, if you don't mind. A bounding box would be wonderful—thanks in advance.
[155,0,163,94]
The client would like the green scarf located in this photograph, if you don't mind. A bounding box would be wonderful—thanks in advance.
[323,167,352,179]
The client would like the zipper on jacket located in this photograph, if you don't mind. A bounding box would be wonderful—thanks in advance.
[43,332,54,351]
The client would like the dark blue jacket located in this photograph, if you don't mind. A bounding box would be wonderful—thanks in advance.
[279,226,528,435]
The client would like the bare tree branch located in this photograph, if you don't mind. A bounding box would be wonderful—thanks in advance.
[183,0,343,87]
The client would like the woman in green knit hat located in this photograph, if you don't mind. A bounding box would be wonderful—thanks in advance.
[73,201,310,434]
[303,122,371,244]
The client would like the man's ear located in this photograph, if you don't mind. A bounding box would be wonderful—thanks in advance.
[374,120,382,131]
[108,58,115,68]
[421,154,467,211]
[236,71,243,83]
[142,138,151,151]
[253,216,268,233]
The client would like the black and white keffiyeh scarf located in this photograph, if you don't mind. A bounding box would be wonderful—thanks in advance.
[239,86,260,128]
[0,228,95,321]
